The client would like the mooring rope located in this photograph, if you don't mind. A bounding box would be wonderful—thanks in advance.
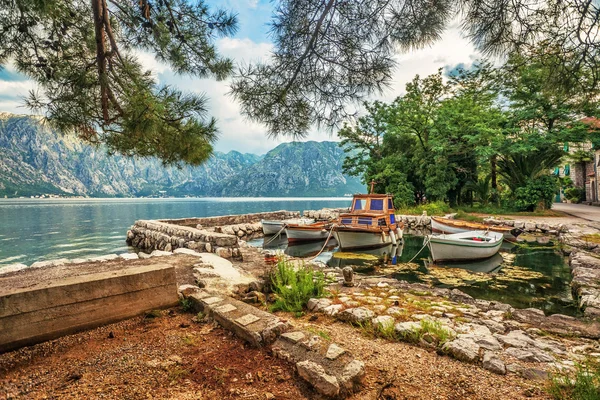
[262,224,288,246]
[405,235,431,264]
[307,223,338,261]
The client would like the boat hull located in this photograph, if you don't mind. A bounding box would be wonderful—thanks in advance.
[431,217,519,242]
[262,218,314,235]
[427,231,503,262]
[285,225,331,243]
[334,229,394,250]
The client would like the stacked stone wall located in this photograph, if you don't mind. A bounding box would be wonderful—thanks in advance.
[161,210,300,228]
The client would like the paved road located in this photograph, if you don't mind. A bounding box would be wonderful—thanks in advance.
[553,202,600,222]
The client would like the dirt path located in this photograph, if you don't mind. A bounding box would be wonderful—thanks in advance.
[0,308,552,400]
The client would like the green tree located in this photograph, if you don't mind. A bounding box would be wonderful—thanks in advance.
[0,0,237,165]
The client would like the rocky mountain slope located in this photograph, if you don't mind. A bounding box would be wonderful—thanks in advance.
[0,113,364,197]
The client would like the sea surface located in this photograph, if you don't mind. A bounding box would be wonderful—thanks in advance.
[0,197,352,267]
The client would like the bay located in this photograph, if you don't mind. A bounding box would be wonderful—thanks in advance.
[0,197,352,267]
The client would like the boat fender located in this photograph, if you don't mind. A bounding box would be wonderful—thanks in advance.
[396,227,403,240]
[390,230,397,245]
[381,231,387,242]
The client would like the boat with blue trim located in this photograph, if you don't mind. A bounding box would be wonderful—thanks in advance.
[333,192,403,250]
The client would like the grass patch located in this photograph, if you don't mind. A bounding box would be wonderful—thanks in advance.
[454,210,485,223]
[168,367,190,383]
[269,256,325,313]
[581,234,600,244]
[548,360,600,400]
[144,309,162,319]
[306,327,331,341]
[179,298,193,313]
[398,319,454,345]
[397,201,452,216]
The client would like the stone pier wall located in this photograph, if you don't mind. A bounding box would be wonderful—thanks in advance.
[161,210,300,228]
[127,210,301,260]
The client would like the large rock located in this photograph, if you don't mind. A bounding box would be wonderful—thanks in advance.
[495,330,535,348]
[340,360,365,391]
[337,307,375,324]
[482,352,506,375]
[307,298,332,312]
[296,360,340,397]
[505,347,554,363]
[443,338,481,363]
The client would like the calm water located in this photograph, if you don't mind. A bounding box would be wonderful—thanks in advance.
[0,197,352,267]
[255,235,576,316]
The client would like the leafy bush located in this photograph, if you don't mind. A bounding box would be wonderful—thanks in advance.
[548,360,600,400]
[564,187,584,203]
[513,176,558,211]
[397,201,452,216]
[269,257,325,313]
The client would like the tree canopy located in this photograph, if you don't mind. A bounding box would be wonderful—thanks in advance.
[1,0,600,164]
[339,49,600,211]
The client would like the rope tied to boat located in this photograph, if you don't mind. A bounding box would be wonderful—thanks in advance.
[406,235,430,264]
[307,223,338,262]
[262,223,288,246]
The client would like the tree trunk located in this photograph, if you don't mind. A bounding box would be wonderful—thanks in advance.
[490,155,497,189]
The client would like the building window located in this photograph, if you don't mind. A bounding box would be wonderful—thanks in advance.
[565,164,570,176]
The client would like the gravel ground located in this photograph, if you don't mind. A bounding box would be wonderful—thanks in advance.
[1,307,552,400]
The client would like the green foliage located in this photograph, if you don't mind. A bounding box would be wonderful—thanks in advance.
[513,176,559,212]
[179,297,193,313]
[396,201,452,216]
[0,0,237,166]
[548,360,600,400]
[269,257,325,313]
[564,187,585,203]
[397,319,454,345]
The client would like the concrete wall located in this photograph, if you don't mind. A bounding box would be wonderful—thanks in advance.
[0,264,178,353]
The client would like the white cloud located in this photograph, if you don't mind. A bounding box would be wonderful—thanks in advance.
[0,27,480,155]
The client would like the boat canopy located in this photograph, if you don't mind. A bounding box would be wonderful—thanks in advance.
[349,194,395,215]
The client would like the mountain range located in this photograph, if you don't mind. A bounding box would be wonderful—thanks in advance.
[0,113,365,197]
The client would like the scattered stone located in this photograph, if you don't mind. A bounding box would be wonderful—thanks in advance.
[281,331,306,344]
[482,352,506,375]
[521,368,549,381]
[450,289,474,304]
[203,296,224,305]
[323,304,343,316]
[443,338,480,363]
[495,330,535,348]
[337,307,375,324]
[371,315,395,329]
[149,250,172,257]
[296,360,340,397]
[307,298,333,312]
[342,266,355,287]
[505,347,554,363]
[395,321,421,337]
[339,360,365,391]
[325,344,346,360]
[118,253,139,260]
[302,335,322,350]
[214,304,237,313]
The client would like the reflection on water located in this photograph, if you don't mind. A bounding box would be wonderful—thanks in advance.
[256,233,576,316]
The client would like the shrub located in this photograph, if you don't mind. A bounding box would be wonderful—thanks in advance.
[513,176,558,211]
[564,187,584,203]
[397,201,452,216]
[269,256,325,313]
[548,360,600,400]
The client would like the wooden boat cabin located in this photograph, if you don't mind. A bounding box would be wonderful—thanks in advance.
[338,194,400,233]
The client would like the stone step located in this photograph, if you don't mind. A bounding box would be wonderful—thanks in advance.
[182,287,289,347]
[181,287,364,398]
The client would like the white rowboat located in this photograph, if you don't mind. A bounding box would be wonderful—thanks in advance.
[285,222,332,243]
[427,230,503,262]
[431,217,520,242]
[261,218,314,235]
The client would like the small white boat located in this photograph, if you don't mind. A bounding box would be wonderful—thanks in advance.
[261,218,314,235]
[431,217,521,242]
[427,230,503,262]
[285,222,332,243]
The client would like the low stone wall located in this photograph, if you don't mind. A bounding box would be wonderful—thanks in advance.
[303,207,350,220]
[396,214,564,236]
[569,250,600,318]
[161,210,300,229]
[0,264,178,353]
[127,220,242,259]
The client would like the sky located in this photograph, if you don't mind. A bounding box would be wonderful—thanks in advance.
[0,0,480,155]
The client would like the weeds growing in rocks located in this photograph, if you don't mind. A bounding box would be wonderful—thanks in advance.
[270,257,325,313]
[179,298,193,312]
[398,320,454,345]
[548,359,600,400]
